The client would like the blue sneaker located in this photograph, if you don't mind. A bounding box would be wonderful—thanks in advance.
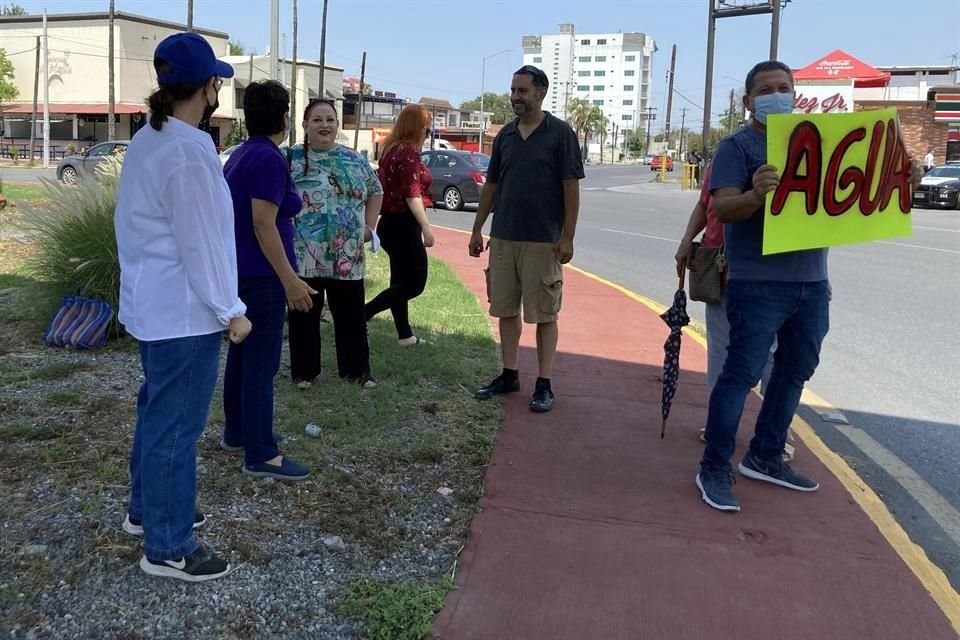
[242,457,310,481]
[738,451,818,492]
[696,469,741,512]
[123,510,206,537]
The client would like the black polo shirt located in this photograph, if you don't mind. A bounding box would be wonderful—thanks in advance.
[487,111,585,243]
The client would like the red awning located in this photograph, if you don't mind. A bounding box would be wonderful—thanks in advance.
[793,50,890,88]
[0,103,147,115]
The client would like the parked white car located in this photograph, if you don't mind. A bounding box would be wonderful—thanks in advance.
[422,138,457,151]
[219,145,240,165]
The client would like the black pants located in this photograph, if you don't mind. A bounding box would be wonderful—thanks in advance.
[365,212,428,340]
[288,277,371,383]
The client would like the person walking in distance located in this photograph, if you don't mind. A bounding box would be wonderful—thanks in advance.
[469,65,584,412]
[364,105,435,347]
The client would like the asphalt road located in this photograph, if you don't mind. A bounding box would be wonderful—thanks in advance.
[430,163,960,590]
[0,166,58,183]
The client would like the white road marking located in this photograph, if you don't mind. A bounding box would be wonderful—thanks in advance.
[874,240,960,255]
[913,225,960,233]
[835,424,960,547]
[600,228,678,243]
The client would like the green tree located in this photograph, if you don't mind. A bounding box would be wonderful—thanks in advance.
[1,3,28,15]
[718,90,746,133]
[460,92,512,125]
[0,48,19,101]
[228,40,245,56]
[624,128,646,156]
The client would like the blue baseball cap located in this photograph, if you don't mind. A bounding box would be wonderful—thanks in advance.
[154,32,234,85]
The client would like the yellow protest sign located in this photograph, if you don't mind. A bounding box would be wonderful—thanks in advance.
[763,108,913,255]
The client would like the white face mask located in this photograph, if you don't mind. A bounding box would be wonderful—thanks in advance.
[752,91,795,123]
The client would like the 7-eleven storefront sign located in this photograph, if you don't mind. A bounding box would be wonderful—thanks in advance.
[934,93,960,122]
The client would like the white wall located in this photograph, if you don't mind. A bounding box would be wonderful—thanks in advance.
[0,17,228,108]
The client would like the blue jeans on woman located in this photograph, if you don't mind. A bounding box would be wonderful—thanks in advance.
[701,280,830,472]
[223,276,286,466]
[128,331,222,561]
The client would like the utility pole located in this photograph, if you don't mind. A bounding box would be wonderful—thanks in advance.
[29,36,39,161]
[770,0,781,59]
[318,0,328,99]
[643,106,656,155]
[42,9,49,169]
[108,0,116,141]
[269,0,279,81]
[701,0,716,157]
[289,0,298,147]
[678,107,687,160]
[728,88,735,134]
[187,0,193,31]
[282,33,287,88]
[248,53,254,87]
[430,103,436,150]
[353,51,366,151]
[663,44,677,152]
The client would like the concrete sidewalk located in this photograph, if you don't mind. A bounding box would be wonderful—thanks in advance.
[428,227,958,640]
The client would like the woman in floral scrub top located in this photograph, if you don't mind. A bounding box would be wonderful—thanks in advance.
[287,99,383,388]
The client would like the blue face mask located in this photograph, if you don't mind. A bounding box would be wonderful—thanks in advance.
[752,92,795,124]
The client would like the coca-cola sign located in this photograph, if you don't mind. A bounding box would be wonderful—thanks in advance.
[793,85,854,114]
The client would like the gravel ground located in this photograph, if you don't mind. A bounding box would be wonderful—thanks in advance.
[0,313,491,639]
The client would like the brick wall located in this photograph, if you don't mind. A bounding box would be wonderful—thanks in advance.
[856,101,951,164]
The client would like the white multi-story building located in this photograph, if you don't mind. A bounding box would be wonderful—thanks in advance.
[521,23,656,133]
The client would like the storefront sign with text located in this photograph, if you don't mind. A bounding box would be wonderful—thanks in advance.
[763,108,912,255]
[792,84,853,114]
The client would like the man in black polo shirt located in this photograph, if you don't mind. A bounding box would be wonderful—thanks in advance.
[469,65,585,412]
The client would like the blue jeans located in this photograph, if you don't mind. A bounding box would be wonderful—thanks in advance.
[701,280,830,471]
[128,331,222,560]
[223,276,285,466]
[705,295,774,393]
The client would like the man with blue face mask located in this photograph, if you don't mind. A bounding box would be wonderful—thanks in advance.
[695,61,923,512]
[695,61,826,512]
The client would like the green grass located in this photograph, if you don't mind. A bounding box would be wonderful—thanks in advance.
[338,577,453,640]
[1,183,47,206]
[243,251,502,557]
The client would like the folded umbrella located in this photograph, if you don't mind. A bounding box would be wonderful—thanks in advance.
[659,270,690,438]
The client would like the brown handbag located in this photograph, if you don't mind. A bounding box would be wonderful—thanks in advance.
[688,241,726,305]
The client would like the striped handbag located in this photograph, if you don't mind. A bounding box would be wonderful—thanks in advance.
[43,295,114,350]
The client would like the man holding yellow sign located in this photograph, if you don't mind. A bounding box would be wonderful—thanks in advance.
[695,61,923,513]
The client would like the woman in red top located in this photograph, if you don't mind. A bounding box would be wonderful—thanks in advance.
[364,105,435,346]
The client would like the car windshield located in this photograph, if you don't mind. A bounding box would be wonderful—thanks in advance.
[926,166,960,178]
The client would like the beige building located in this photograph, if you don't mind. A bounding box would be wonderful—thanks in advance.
[0,11,235,153]
[221,55,344,147]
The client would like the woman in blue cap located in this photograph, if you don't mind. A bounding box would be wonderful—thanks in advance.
[115,32,248,582]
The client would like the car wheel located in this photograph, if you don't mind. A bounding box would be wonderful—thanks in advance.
[60,166,78,184]
[444,187,463,211]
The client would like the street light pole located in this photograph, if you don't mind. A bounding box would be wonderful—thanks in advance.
[480,49,511,154]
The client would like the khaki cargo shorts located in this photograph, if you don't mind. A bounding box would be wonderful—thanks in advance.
[484,238,563,324]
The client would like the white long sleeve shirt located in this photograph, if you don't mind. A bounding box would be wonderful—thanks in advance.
[115,116,246,341]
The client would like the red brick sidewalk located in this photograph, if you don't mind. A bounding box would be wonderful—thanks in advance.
[428,227,957,640]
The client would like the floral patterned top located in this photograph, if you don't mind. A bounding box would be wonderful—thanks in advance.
[289,144,384,280]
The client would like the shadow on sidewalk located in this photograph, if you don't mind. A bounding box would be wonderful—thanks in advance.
[434,344,958,640]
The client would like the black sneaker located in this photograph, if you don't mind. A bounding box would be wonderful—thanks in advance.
[475,372,520,400]
[696,468,741,512]
[140,544,230,582]
[123,511,207,537]
[738,451,819,492]
[529,379,555,413]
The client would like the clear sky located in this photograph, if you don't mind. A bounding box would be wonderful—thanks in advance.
[10,0,960,134]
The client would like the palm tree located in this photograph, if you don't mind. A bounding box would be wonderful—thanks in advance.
[582,106,607,162]
[565,98,592,159]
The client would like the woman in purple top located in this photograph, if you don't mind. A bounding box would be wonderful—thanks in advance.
[222,80,313,481]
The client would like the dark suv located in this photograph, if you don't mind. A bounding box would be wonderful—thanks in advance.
[420,150,489,210]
